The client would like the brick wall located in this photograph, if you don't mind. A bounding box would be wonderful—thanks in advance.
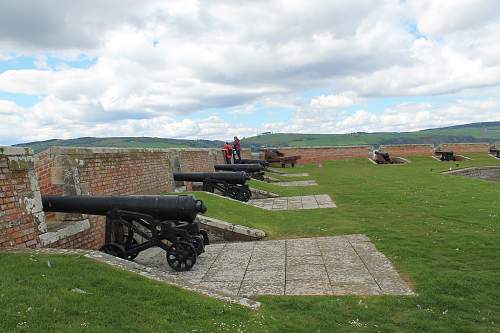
[0,147,45,248]
[379,144,435,156]
[437,143,491,153]
[32,147,231,250]
[274,146,372,164]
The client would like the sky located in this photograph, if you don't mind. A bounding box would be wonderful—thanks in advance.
[1,0,500,145]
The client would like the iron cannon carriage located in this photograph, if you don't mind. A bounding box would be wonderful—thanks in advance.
[435,150,456,161]
[42,194,209,271]
[214,163,265,180]
[173,171,252,202]
[373,151,393,164]
[262,149,301,167]
[489,146,500,158]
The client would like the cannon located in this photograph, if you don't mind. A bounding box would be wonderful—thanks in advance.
[214,163,265,180]
[42,195,208,271]
[263,149,301,167]
[173,171,252,202]
[489,147,500,158]
[435,150,456,161]
[373,151,393,164]
[235,158,270,167]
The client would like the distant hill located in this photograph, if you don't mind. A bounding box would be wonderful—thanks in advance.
[14,137,224,153]
[13,121,500,153]
[242,121,500,149]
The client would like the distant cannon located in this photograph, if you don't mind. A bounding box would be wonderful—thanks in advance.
[214,163,265,180]
[489,146,500,158]
[263,149,301,167]
[435,150,456,161]
[173,171,252,202]
[42,195,208,271]
[373,151,393,164]
[235,158,270,167]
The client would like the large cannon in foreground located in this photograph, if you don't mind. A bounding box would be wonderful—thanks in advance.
[173,171,252,202]
[42,195,208,271]
[236,158,270,167]
[214,163,265,180]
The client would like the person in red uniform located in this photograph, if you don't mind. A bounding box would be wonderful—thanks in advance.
[232,136,241,163]
[223,142,232,164]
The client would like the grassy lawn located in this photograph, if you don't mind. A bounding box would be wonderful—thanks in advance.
[1,153,499,332]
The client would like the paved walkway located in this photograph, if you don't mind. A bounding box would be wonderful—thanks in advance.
[273,180,317,186]
[248,194,336,210]
[280,172,309,177]
[135,235,413,297]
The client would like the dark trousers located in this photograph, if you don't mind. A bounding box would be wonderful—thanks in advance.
[234,149,241,162]
[224,155,232,164]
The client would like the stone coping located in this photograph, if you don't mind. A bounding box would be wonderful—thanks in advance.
[39,219,91,246]
[266,145,372,150]
[443,165,500,174]
[197,215,266,240]
[0,247,261,310]
[36,146,243,156]
[0,146,34,156]
[379,143,434,147]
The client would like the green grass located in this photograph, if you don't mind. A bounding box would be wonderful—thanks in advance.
[2,153,500,332]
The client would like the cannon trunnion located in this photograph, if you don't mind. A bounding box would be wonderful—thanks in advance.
[42,195,209,272]
[214,163,265,180]
[173,171,252,202]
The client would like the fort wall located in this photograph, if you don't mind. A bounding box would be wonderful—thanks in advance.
[0,143,494,251]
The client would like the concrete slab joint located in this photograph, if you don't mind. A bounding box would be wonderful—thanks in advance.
[134,234,413,298]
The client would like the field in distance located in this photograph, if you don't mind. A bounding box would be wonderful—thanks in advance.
[13,121,500,153]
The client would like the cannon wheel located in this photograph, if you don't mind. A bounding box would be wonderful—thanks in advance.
[229,187,251,202]
[125,237,139,261]
[100,242,127,259]
[200,230,210,245]
[202,182,215,193]
[167,241,197,272]
[240,188,252,202]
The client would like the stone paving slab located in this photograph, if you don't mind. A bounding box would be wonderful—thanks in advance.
[135,235,413,297]
[248,194,336,210]
[273,180,318,186]
[279,172,309,177]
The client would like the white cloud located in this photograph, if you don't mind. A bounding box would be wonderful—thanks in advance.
[310,92,360,109]
[0,0,499,143]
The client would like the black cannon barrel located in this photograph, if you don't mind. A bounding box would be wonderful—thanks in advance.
[42,195,206,221]
[173,171,249,185]
[214,164,263,172]
[237,159,269,167]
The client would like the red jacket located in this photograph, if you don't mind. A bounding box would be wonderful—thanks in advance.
[224,144,232,158]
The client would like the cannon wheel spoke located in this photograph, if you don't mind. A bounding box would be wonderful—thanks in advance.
[99,242,127,259]
[166,241,197,272]
[124,237,139,261]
